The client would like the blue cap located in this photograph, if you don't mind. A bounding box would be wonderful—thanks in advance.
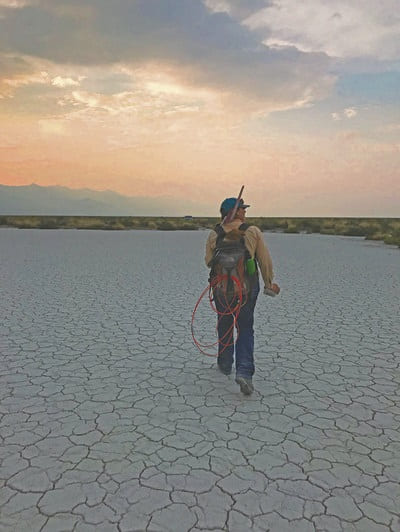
[220,197,250,216]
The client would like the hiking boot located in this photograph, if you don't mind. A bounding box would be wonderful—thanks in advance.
[235,376,254,395]
[218,363,232,376]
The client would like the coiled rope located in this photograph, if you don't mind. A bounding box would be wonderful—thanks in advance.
[191,274,247,357]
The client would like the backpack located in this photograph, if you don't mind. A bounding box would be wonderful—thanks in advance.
[210,223,255,299]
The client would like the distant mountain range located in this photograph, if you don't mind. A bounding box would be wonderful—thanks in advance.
[0,184,205,216]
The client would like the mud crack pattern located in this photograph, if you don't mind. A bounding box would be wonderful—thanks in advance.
[0,229,399,531]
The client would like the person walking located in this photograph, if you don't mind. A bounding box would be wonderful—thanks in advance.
[205,196,280,395]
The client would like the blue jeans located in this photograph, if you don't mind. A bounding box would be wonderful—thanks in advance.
[214,277,260,378]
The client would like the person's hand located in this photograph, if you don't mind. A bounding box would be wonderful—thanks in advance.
[271,283,280,295]
[264,283,280,296]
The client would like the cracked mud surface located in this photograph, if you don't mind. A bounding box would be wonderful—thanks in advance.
[0,229,399,531]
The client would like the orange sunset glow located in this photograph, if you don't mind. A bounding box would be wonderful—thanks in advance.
[1,0,399,216]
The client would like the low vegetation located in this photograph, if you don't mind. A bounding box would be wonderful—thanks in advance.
[0,215,399,247]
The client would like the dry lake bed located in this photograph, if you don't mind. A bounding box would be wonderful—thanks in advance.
[0,229,399,531]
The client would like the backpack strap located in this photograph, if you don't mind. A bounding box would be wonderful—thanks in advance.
[238,223,254,263]
[238,223,249,250]
[214,223,225,236]
[214,223,225,246]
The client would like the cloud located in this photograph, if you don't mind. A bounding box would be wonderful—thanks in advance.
[0,53,88,103]
[0,0,334,112]
[331,107,358,121]
[51,76,81,88]
[49,66,220,119]
[245,0,400,60]
[204,0,267,19]
[343,107,357,118]
[203,0,231,14]
[0,54,48,97]
[0,0,27,7]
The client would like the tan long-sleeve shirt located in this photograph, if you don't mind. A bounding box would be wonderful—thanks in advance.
[205,219,274,287]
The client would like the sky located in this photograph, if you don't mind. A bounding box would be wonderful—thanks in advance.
[0,0,399,216]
